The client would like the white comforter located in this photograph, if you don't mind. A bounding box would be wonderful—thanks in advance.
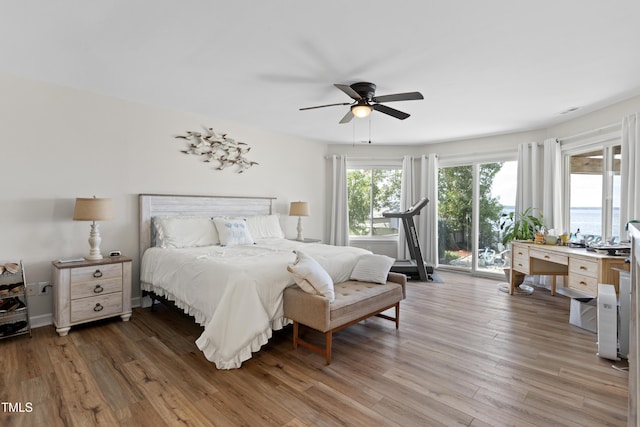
[140,238,369,369]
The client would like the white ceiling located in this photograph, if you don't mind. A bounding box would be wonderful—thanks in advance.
[2,1,640,145]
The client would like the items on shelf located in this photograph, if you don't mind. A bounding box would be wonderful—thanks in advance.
[0,261,31,340]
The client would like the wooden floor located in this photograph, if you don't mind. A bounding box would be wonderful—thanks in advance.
[0,271,629,426]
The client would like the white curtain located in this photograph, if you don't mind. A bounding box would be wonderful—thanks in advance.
[397,155,415,259]
[515,141,544,215]
[515,139,562,232]
[621,113,640,237]
[419,154,439,266]
[542,138,564,234]
[515,140,564,288]
[329,155,349,246]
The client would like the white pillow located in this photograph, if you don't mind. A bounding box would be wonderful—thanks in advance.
[153,216,220,248]
[213,217,255,246]
[350,254,395,284]
[246,214,285,239]
[287,250,335,302]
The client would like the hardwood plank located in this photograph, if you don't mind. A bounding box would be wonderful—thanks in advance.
[120,358,213,426]
[46,337,120,426]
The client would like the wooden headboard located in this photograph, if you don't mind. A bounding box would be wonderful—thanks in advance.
[138,194,275,256]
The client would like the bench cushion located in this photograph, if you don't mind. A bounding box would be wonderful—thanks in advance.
[331,281,403,328]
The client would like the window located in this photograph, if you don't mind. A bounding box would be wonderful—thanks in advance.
[566,145,621,241]
[347,167,401,237]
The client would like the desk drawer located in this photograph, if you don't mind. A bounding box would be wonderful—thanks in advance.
[512,246,530,274]
[569,258,598,278]
[70,263,122,284]
[568,273,598,296]
[71,292,123,323]
[529,249,568,266]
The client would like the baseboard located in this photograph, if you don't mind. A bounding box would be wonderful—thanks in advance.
[28,313,53,329]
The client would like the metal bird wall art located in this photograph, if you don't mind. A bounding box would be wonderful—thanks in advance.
[175,128,258,173]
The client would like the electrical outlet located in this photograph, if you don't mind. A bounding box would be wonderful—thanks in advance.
[38,281,50,295]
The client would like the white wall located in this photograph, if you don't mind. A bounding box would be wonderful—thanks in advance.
[547,94,640,137]
[0,74,327,324]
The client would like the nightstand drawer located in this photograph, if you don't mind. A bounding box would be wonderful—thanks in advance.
[569,258,598,278]
[568,273,598,296]
[71,277,122,300]
[71,292,123,323]
[70,263,122,284]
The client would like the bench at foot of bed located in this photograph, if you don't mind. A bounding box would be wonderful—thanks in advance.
[283,272,406,364]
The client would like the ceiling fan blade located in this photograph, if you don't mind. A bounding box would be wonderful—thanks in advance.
[334,84,362,100]
[372,104,410,120]
[372,91,424,103]
[339,110,354,124]
[300,102,351,111]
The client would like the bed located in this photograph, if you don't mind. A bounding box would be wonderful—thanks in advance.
[139,194,370,369]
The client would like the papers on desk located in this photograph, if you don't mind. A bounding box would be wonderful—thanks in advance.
[585,243,631,256]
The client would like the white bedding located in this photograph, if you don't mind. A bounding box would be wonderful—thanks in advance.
[140,238,369,369]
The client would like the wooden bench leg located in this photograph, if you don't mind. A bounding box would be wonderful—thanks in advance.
[395,302,400,329]
[325,330,332,365]
[292,321,299,349]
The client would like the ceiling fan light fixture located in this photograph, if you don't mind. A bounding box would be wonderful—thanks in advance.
[351,103,372,118]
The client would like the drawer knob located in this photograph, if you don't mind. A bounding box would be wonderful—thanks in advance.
[580,281,587,286]
[544,255,550,259]
[580,266,587,270]
[93,270,103,278]
[93,303,104,312]
[94,285,104,294]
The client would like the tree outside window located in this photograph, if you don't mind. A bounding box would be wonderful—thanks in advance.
[438,163,507,268]
[347,168,402,237]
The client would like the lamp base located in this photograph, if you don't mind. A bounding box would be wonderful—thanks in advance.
[86,222,104,261]
[296,216,304,241]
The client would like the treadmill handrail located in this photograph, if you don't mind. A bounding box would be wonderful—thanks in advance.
[382,197,429,218]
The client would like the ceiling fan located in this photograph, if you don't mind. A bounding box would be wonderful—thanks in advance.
[300,82,423,124]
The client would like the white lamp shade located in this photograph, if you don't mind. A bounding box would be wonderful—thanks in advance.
[289,201,310,217]
[73,197,114,221]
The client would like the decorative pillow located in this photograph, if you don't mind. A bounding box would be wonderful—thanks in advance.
[213,217,255,246]
[245,214,285,239]
[287,250,335,302]
[152,216,220,248]
[350,254,395,284]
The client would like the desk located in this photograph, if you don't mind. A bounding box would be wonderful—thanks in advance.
[509,241,629,296]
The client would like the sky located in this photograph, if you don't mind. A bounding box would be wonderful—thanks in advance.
[489,161,618,209]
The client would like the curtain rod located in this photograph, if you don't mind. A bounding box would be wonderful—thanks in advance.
[558,122,620,143]
[324,155,404,161]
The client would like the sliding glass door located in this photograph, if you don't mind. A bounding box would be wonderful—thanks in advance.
[438,165,473,269]
[438,160,517,276]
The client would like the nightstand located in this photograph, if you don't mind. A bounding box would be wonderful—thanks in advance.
[52,256,132,337]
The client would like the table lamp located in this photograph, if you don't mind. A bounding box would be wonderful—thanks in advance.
[289,201,310,241]
[73,196,114,260]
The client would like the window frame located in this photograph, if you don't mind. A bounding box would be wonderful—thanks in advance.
[561,131,622,240]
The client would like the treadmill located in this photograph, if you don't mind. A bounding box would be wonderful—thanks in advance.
[383,197,433,281]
